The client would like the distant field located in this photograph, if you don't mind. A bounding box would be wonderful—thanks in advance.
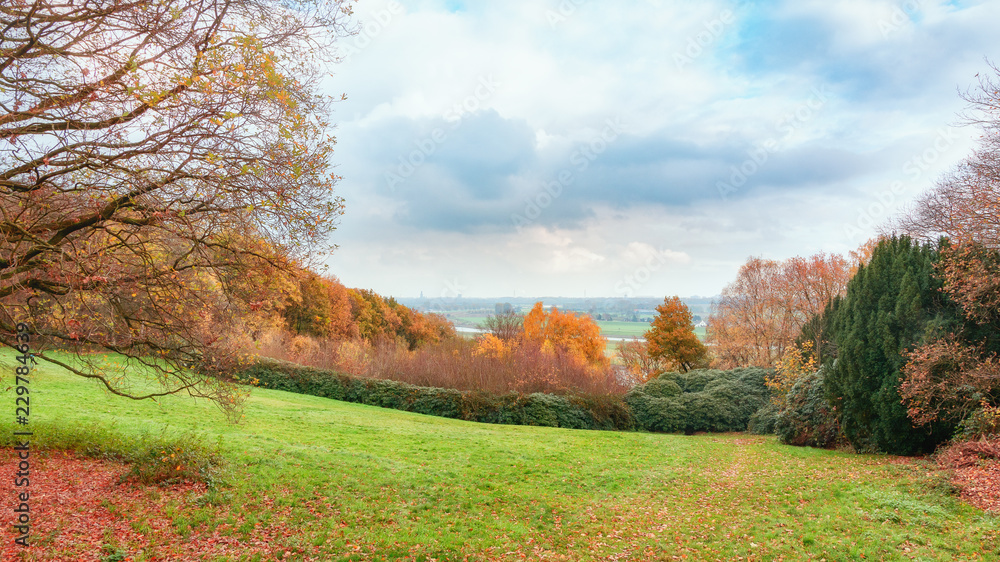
[5,352,995,560]
[445,315,708,345]
[595,320,650,338]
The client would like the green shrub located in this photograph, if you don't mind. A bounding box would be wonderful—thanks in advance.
[747,402,780,435]
[774,367,845,448]
[625,368,771,434]
[240,358,635,431]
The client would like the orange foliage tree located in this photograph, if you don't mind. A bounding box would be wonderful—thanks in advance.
[645,296,707,373]
[284,273,357,340]
[0,0,353,411]
[708,252,854,369]
[522,302,608,366]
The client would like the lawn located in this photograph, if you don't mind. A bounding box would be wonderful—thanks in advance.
[2,352,997,561]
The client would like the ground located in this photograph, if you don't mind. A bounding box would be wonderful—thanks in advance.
[1,353,998,560]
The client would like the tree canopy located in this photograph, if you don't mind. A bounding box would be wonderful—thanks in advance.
[0,0,354,412]
[826,236,958,454]
[645,296,706,373]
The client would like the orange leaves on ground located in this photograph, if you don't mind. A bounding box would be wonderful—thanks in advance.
[937,440,1000,513]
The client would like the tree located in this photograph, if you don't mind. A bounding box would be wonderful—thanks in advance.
[616,338,660,384]
[888,64,1000,437]
[283,273,356,340]
[826,237,958,454]
[0,0,353,411]
[522,302,607,366]
[482,309,523,341]
[707,252,854,369]
[644,296,707,373]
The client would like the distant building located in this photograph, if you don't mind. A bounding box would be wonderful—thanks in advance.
[695,320,708,328]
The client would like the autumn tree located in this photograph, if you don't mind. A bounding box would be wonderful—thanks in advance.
[644,296,707,373]
[522,302,607,366]
[283,273,357,340]
[0,0,353,411]
[889,64,1000,435]
[707,252,854,369]
[616,338,660,384]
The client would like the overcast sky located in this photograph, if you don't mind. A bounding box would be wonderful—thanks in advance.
[320,0,997,299]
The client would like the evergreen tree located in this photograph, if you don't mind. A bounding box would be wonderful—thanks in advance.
[825,236,960,454]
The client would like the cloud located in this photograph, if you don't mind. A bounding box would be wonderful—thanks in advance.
[322,0,998,297]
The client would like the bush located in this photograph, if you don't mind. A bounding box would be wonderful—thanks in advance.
[747,402,780,435]
[240,358,635,431]
[625,367,771,434]
[773,367,844,448]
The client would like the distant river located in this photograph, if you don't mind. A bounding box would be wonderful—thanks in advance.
[454,325,643,342]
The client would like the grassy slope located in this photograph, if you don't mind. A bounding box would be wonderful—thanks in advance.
[3,352,997,561]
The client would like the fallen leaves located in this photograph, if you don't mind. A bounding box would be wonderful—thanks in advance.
[937,439,1000,513]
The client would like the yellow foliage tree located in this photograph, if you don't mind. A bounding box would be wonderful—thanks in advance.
[474,333,511,359]
[767,341,817,405]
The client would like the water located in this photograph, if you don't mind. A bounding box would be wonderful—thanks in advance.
[454,325,643,342]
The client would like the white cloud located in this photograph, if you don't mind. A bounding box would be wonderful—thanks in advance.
[321,0,998,298]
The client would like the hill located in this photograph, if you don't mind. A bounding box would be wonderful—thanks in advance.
[1,352,996,560]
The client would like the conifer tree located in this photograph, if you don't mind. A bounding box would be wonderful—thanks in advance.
[826,236,959,454]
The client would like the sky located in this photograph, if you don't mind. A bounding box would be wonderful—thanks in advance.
[320,0,999,299]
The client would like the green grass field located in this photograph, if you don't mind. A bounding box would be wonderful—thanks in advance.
[3,352,997,560]
[594,321,649,338]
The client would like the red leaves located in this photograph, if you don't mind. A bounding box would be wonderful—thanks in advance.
[0,448,207,560]
[938,440,1000,513]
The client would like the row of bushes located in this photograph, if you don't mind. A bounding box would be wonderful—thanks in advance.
[241,359,636,431]
[241,360,777,434]
[626,368,772,434]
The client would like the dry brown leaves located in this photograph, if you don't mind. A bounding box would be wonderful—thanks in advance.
[937,439,1000,513]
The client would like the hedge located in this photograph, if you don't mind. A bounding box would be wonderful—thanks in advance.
[239,358,636,431]
[625,367,772,434]
[239,360,780,435]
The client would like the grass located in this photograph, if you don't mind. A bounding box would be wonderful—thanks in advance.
[3,350,998,560]
[595,321,650,338]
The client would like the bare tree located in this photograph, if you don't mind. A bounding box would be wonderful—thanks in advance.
[0,0,354,414]
[892,62,1000,247]
[482,310,523,342]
